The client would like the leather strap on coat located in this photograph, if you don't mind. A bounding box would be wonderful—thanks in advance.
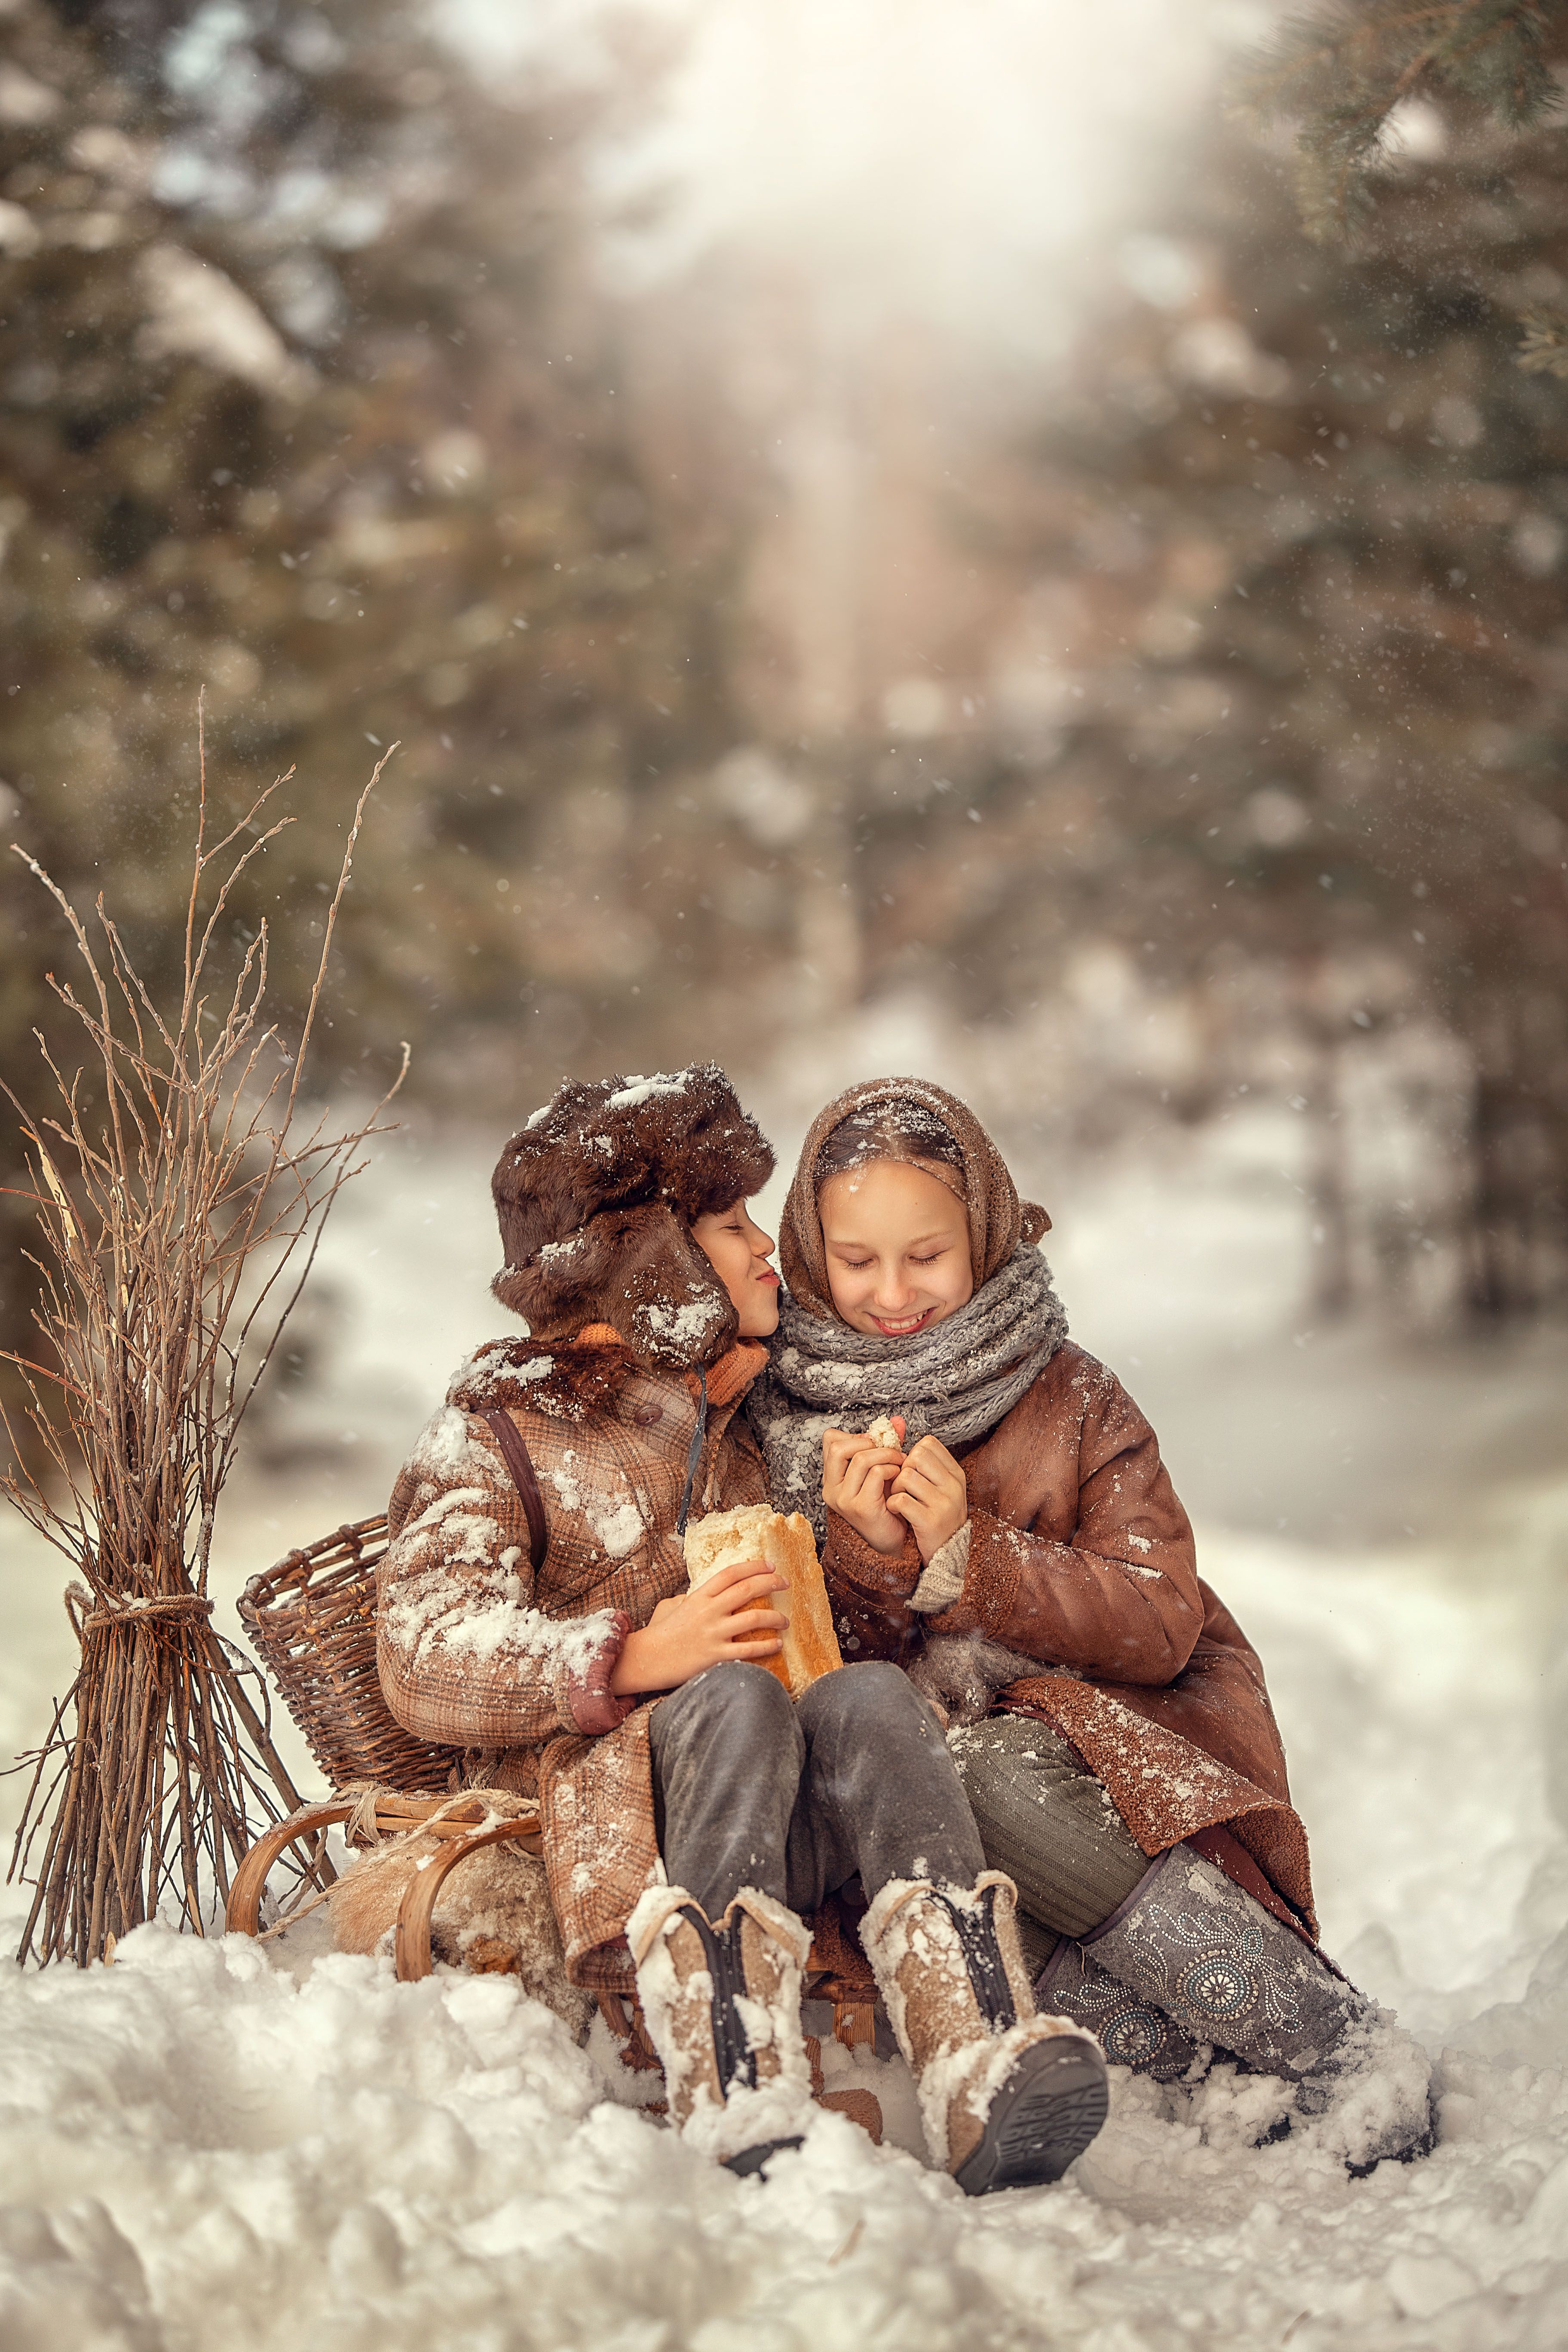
[481,1409,548,1575]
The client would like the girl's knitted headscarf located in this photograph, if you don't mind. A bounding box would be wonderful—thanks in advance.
[748,1077,1068,1535]
[777,1075,1050,1314]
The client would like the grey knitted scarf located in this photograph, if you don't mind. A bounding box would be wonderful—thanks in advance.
[747,1246,1069,1540]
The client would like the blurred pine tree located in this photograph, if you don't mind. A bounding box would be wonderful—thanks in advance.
[982,105,1568,1315]
[1242,0,1568,257]
[0,0,744,1380]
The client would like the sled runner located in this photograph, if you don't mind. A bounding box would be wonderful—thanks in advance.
[227,1513,883,2113]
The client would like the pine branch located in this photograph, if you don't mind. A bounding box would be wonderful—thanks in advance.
[1238,0,1568,242]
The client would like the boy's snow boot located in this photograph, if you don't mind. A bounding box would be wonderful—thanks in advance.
[860,1869,1109,2193]
[1034,1936,1205,2083]
[1084,1846,1434,2171]
[626,1883,816,2175]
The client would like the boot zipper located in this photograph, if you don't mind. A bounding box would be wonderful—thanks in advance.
[943,1884,1018,2030]
[681,1905,758,2092]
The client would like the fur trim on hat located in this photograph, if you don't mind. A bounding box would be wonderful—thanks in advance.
[490,1065,774,1372]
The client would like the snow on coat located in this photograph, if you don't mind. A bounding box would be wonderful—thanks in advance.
[823,1340,1318,1937]
[377,1330,769,1989]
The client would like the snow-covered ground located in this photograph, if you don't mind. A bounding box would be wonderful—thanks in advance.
[4,1096,1568,2350]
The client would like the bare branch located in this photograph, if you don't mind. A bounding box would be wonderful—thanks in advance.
[3,737,400,1966]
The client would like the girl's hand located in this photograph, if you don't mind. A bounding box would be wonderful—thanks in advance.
[823,1424,910,1556]
[608,1559,788,1695]
[889,1436,968,1565]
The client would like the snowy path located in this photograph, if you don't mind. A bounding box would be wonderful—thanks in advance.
[4,1113,1568,2348]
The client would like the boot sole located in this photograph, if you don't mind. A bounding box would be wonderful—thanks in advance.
[1345,2093,1438,2178]
[723,2135,803,2178]
[954,2035,1109,2196]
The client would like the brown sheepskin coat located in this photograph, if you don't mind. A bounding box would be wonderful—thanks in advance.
[377,1330,769,1991]
[823,1343,1317,1938]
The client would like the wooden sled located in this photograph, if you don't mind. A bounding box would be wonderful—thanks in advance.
[229,1515,884,2137]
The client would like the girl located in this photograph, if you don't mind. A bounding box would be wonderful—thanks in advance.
[748,1076,1432,2171]
[377,1065,1110,2191]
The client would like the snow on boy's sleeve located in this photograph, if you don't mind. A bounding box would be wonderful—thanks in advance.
[377,1404,631,1747]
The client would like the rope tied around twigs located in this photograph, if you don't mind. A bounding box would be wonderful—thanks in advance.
[68,1586,217,1639]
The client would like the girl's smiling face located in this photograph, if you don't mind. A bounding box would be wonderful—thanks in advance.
[691,1198,781,1337]
[818,1159,974,1337]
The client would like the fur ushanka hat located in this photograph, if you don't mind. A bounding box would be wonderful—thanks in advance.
[490,1064,774,1372]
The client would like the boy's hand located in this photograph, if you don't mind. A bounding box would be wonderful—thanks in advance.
[823,1423,910,1556]
[888,1436,968,1565]
[608,1559,787,1695]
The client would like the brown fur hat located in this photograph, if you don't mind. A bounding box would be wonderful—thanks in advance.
[491,1064,774,1372]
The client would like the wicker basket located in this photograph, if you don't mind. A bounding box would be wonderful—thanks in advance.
[239,1516,460,1795]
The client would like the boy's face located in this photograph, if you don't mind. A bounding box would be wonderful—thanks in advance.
[817,1159,974,1338]
[690,1198,782,1338]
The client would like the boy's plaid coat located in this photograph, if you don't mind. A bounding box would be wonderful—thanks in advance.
[377,1329,768,1988]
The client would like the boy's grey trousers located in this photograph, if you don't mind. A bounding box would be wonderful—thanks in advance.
[648,1661,1146,1968]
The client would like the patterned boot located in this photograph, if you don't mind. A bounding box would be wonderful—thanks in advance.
[1034,1937,1206,2084]
[1085,1847,1433,2172]
[860,1870,1109,2194]
[626,1884,817,2174]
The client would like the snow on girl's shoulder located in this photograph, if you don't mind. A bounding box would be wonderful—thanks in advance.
[1052,1344,1148,1426]
[1060,1344,1121,1400]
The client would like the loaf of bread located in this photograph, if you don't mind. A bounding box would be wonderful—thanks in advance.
[867,1414,902,1450]
[683,1504,843,1699]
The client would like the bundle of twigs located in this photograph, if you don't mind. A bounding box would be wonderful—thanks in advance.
[3,725,405,1964]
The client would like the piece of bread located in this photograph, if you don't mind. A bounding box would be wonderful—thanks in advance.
[683,1504,843,1699]
[867,1414,902,1450]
